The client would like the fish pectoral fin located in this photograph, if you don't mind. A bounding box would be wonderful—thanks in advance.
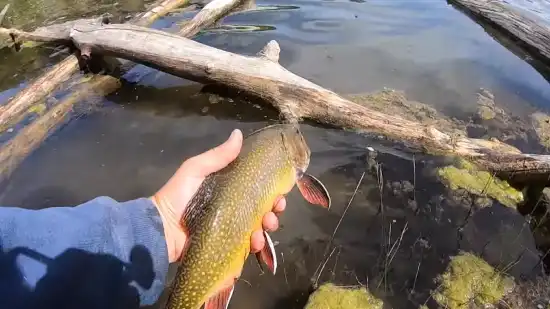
[255,231,277,275]
[297,173,331,209]
[204,283,235,309]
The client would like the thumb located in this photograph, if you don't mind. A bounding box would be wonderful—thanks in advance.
[184,129,243,177]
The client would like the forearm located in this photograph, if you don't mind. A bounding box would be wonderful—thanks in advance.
[0,196,169,309]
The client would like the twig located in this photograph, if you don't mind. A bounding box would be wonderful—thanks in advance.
[412,257,422,293]
[388,222,409,266]
[412,154,417,203]
[480,171,496,196]
[313,246,337,288]
[331,247,341,281]
[498,250,524,275]
[0,4,9,26]
[378,222,409,291]
[377,163,384,216]
[312,171,365,285]
[532,247,550,273]
[281,252,289,288]
[331,171,365,243]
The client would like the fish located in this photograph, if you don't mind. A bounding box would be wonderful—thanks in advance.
[164,123,331,309]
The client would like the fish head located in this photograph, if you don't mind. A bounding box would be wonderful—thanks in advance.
[279,124,311,178]
[280,124,331,209]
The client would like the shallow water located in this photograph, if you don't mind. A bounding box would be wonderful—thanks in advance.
[1,0,550,308]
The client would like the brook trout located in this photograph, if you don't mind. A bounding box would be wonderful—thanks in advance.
[165,123,331,309]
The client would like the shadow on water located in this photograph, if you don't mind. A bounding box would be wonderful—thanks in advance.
[1,244,156,309]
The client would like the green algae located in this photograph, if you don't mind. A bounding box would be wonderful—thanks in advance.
[304,283,384,309]
[477,105,496,120]
[531,112,550,149]
[437,158,523,208]
[433,252,514,309]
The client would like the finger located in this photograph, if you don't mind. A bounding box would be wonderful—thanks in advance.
[183,129,243,177]
[273,197,286,214]
[250,230,265,253]
[262,212,279,232]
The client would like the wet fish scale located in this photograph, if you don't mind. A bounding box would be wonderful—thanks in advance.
[165,125,301,309]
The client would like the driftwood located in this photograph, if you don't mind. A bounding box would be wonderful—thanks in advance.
[449,0,550,64]
[0,0,249,183]
[0,0,190,133]
[13,22,550,184]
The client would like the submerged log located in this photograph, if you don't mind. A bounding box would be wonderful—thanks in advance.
[449,0,550,64]
[0,0,191,133]
[22,22,550,183]
[0,0,249,183]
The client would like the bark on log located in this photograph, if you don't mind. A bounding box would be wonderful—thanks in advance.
[0,0,190,133]
[0,18,104,45]
[0,0,247,183]
[448,0,550,64]
[61,23,550,183]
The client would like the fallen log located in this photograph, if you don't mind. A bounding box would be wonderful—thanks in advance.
[448,0,550,64]
[0,0,249,183]
[61,23,550,184]
[0,17,104,46]
[0,0,190,133]
[7,22,548,183]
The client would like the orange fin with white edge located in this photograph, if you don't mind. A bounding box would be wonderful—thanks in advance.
[297,173,331,209]
[204,283,235,309]
[255,231,277,275]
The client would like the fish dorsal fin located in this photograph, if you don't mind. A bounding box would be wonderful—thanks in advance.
[182,175,218,234]
[204,283,235,309]
[245,123,287,138]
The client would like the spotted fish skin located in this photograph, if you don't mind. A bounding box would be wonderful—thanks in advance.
[165,124,311,309]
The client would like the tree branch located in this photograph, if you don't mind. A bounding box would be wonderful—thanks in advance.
[0,0,249,183]
[58,23,550,182]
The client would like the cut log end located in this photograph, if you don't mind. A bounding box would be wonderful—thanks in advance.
[257,40,280,63]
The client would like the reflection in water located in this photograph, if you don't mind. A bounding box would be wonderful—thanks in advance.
[0,0,153,29]
[201,24,276,34]
[1,0,550,308]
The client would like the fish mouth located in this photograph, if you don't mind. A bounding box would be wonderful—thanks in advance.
[296,168,305,179]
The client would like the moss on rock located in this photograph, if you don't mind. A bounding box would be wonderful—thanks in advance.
[433,252,514,309]
[437,158,523,208]
[345,88,466,137]
[304,283,384,309]
[531,112,550,149]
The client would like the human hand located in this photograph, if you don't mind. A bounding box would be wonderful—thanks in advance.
[151,129,286,263]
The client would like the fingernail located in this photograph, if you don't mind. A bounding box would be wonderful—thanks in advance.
[230,129,242,141]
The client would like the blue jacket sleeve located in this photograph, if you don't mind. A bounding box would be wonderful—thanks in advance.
[0,196,170,309]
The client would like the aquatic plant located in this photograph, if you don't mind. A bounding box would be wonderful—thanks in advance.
[437,158,523,208]
[433,252,514,309]
[502,275,550,309]
[531,112,550,149]
[304,283,384,309]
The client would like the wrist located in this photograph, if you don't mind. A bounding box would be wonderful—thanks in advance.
[150,195,186,263]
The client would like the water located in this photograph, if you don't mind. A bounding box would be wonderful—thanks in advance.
[1,0,550,308]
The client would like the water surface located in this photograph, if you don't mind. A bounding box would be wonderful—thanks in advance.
[1,0,550,308]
